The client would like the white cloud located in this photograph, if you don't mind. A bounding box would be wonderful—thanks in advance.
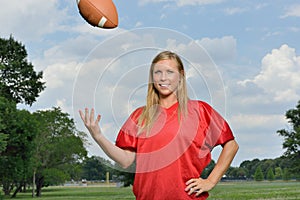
[255,3,268,10]
[230,114,286,130]
[281,4,300,18]
[0,0,72,41]
[139,0,223,6]
[176,0,223,6]
[72,24,124,37]
[196,36,237,62]
[43,61,80,89]
[239,44,300,103]
[289,27,300,33]
[224,7,247,15]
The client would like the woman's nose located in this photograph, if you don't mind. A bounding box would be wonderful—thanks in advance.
[160,72,167,80]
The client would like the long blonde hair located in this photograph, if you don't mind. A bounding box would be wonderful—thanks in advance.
[138,51,188,132]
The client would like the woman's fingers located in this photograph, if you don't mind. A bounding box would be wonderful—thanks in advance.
[96,114,101,123]
[79,109,87,122]
[85,108,89,122]
[185,178,215,197]
[90,108,94,122]
[79,108,101,125]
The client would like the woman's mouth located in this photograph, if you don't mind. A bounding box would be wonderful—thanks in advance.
[159,84,170,88]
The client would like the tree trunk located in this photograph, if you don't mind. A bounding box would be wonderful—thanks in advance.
[2,182,13,196]
[32,170,36,197]
[11,184,22,198]
[35,175,44,197]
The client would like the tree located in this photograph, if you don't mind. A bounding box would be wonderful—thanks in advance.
[259,159,275,179]
[114,161,135,187]
[0,36,45,197]
[0,97,18,196]
[267,168,275,181]
[282,168,291,181]
[226,167,247,180]
[277,100,300,176]
[32,107,87,197]
[0,97,10,153]
[0,133,8,153]
[0,100,38,197]
[0,35,45,105]
[201,160,215,179]
[240,158,261,179]
[274,167,282,180]
[82,156,109,181]
[254,166,264,181]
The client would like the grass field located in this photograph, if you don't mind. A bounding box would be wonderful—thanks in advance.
[2,181,300,200]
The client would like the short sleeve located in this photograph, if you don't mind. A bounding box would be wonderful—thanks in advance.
[115,107,143,152]
[199,101,234,149]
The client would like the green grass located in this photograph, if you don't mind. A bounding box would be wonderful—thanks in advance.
[2,181,300,199]
[210,181,300,200]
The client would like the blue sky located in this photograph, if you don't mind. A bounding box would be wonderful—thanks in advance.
[1,0,300,167]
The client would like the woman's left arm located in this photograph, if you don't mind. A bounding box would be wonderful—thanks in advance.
[185,139,239,196]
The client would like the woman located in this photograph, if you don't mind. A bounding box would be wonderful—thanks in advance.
[79,51,239,199]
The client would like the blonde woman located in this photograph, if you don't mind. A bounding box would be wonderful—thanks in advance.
[80,51,239,200]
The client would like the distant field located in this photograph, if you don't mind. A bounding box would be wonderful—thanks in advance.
[2,181,300,199]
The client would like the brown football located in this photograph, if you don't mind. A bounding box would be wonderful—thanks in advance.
[77,0,118,29]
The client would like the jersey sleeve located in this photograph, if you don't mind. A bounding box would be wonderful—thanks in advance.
[115,107,143,152]
[199,101,234,148]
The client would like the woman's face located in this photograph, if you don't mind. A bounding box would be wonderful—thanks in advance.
[152,59,181,98]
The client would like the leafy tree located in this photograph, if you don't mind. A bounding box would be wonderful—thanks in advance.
[0,97,17,196]
[0,36,45,197]
[32,107,88,197]
[0,102,38,197]
[43,168,70,186]
[82,156,115,181]
[274,156,290,173]
[0,133,7,153]
[259,159,275,179]
[254,166,264,181]
[201,160,215,179]
[267,168,275,181]
[277,100,300,176]
[226,167,247,180]
[0,97,10,153]
[0,35,45,105]
[282,168,291,181]
[64,162,83,182]
[240,158,260,179]
[114,161,135,187]
[274,167,282,180]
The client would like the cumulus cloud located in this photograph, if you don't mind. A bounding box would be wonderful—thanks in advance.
[230,114,286,131]
[281,4,300,18]
[196,36,237,62]
[0,0,73,41]
[43,61,80,89]
[239,44,300,103]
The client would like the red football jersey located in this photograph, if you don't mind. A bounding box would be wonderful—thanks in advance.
[116,100,234,200]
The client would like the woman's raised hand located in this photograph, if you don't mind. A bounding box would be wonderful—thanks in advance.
[79,108,135,168]
[79,108,102,140]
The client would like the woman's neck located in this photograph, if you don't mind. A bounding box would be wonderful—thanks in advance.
[159,94,178,108]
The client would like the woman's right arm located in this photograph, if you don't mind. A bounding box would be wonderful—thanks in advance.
[79,108,135,169]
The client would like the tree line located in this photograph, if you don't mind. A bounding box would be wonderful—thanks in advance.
[1,36,299,198]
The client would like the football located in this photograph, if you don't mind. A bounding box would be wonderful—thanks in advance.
[77,0,118,29]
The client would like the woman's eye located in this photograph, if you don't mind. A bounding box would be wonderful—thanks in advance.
[167,70,174,74]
